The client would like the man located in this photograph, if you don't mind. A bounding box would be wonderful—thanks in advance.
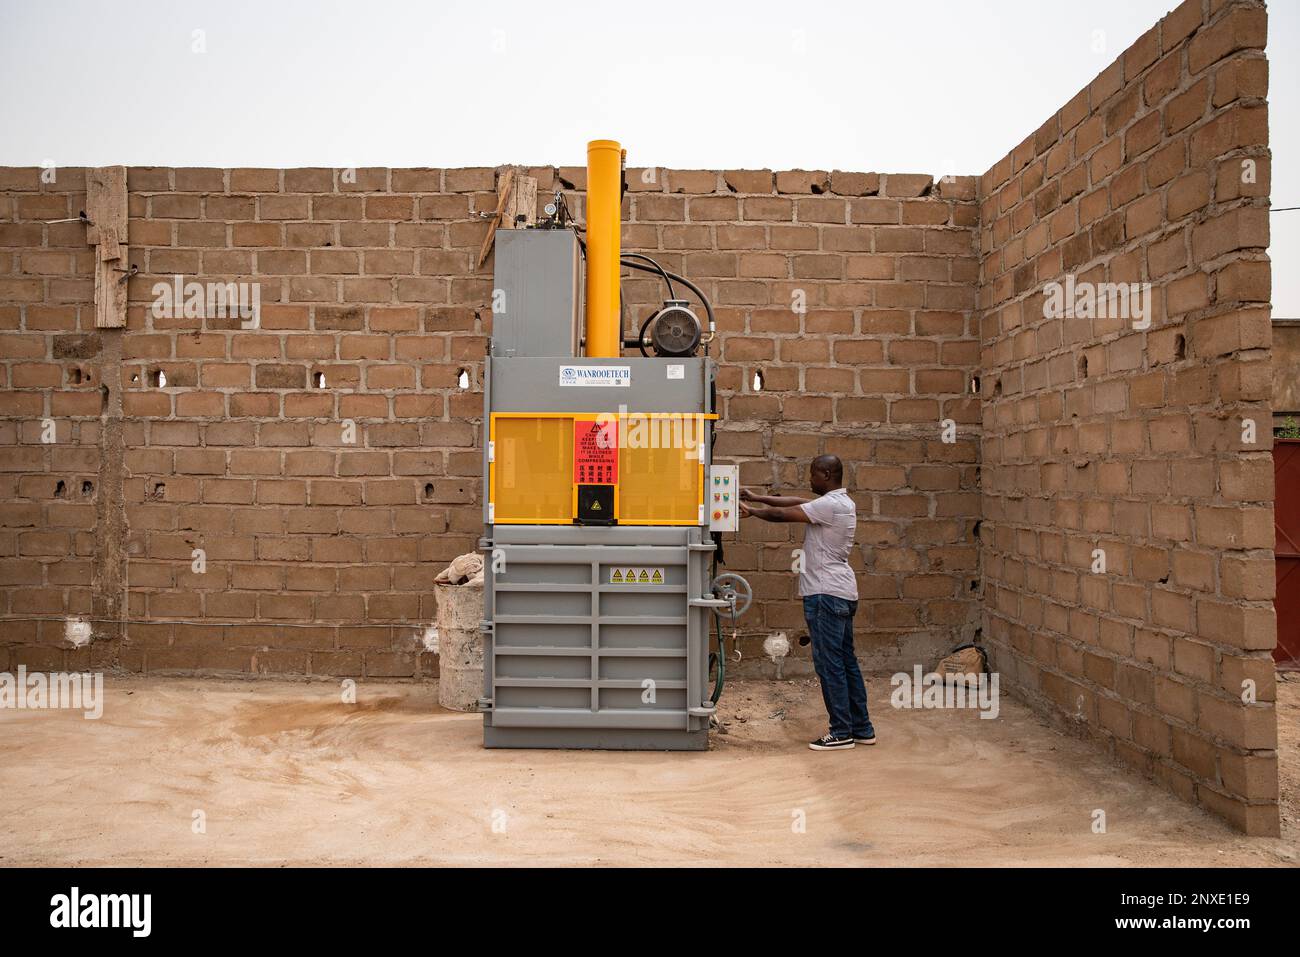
[738,455,874,751]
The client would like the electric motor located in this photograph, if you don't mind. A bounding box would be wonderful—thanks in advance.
[646,300,702,357]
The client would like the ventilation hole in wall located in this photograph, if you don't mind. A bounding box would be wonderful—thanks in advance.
[151,482,166,500]
[314,371,326,388]
[423,482,435,500]
[130,373,140,384]
[993,378,1002,397]
[972,519,982,539]
[1174,333,1186,360]
[54,480,67,498]
[457,368,470,390]
[1078,355,1088,378]
[100,384,109,413]
[70,367,84,385]
[969,375,981,395]
[150,369,166,388]
[81,480,94,497]
[974,466,981,485]
[972,626,983,644]
[969,578,980,592]
[752,369,765,392]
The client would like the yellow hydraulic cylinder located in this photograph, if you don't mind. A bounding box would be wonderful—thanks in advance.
[585,139,623,358]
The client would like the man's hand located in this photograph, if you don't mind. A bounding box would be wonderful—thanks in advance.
[739,488,756,502]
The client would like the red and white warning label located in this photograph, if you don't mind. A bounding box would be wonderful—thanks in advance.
[574,417,618,485]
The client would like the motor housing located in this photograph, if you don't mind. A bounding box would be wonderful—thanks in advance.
[646,300,702,357]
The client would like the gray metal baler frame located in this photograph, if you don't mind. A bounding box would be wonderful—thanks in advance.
[478,353,720,750]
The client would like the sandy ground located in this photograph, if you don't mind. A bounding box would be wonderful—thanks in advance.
[1,672,1296,867]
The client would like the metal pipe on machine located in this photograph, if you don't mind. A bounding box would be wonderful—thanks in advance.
[583,139,623,358]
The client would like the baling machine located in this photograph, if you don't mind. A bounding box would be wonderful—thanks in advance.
[478,139,751,750]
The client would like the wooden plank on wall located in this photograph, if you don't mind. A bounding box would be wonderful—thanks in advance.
[505,173,537,229]
[475,168,539,269]
[87,165,128,329]
[476,168,515,269]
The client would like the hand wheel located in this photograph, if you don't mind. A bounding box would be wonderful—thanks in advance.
[709,573,752,619]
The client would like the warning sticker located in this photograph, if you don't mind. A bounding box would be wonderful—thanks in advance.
[609,567,665,585]
[574,417,618,486]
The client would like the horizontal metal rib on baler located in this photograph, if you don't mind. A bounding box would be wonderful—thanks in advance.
[491,678,688,688]
[491,646,686,656]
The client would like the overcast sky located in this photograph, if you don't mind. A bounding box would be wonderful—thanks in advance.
[1,0,1295,314]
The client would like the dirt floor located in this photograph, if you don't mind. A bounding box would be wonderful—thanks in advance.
[1,672,1296,867]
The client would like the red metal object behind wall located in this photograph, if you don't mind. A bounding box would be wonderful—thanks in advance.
[1273,438,1300,667]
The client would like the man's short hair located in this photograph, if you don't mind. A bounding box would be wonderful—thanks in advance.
[812,454,843,482]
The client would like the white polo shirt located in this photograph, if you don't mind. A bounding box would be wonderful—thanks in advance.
[797,488,858,600]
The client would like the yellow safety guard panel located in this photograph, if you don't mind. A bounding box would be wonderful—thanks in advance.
[489,412,714,526]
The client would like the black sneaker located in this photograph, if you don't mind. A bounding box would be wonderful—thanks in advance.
[853,734,877,745]
[808,733,855,751]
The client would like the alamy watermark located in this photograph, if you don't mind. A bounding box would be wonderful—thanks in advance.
[50,887,150,937]
[890,665,1000,719]
[1043,274,1151,330]
[0,666,103,719]
[587,405,708,458]
[151,274,260,328]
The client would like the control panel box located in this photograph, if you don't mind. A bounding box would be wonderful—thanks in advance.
[708,464,739,532]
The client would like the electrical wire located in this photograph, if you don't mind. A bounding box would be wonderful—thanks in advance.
[1,614,782,640]
[0,615,429,630]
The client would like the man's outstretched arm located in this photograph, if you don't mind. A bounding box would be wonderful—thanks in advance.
[739,488,809,508]
[739,501,810,524]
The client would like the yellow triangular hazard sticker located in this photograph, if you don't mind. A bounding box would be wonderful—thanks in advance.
[590,500,601,511]
[638,569,650,583]
[651,569,663,583]
[611,569,623,583]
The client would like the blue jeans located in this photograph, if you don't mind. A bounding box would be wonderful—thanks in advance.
[803,594,873,740]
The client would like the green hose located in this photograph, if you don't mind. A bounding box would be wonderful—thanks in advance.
[711,611,726,704]
[709,554,725,705]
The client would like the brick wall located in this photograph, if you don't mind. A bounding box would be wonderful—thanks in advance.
[622,169,982,668]
[0,163,982,678]
[977,0,1276,834]
[0,0,1279,835]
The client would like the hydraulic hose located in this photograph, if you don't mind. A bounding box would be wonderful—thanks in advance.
[619,258,715,336]
[710,554,726,705]
[636,311,656,358]
[711,610,726,705]
[620,252,675,299]
[572,226,716,350]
